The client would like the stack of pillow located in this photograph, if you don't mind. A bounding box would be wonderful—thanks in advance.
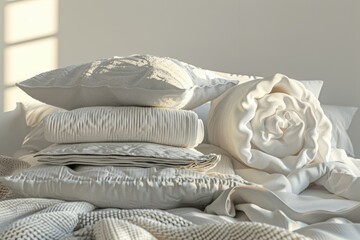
[16,54,358,162]
[3,55,255,209]
[5,54,356,209]
[16,55,244,171]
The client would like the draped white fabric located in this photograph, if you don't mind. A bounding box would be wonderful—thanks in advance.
[204,74,360,239]
[208,73,332,174]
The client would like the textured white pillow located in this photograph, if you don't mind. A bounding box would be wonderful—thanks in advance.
[44,106,204,148]
[0,165,245,209]
[17,102,204,156]
[322,104,358,156]
[16,55,239,110]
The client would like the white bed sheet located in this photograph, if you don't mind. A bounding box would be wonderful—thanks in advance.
[2,144,360,239]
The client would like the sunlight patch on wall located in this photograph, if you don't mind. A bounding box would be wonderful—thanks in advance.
[4,0,58,44]
[3,0,58,112]
[4,38,58,86]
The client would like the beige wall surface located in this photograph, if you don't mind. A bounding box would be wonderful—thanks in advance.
[0,0,359,157]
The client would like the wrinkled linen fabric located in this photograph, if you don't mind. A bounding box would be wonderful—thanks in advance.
[204,183,360,240]
[44,106,204,148]
[202,140,360,239]
[2,151,360,239]
[205,75,360,239]
[208,73,332,174]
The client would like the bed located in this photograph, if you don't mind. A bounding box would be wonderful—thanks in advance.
[0,55,359,240]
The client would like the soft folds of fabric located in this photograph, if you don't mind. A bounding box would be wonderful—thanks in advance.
[34,142,220,171]
[16,55,238,110]
[193,80,324,144]
[208,73,332,174]
[195,144,235,175]
[0,165,245,209]
[44,106,204,148]
[194,102,357,156]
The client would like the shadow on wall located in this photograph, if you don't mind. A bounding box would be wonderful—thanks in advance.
[1,0,59,112]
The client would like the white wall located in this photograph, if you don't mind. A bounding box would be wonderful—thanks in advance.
[1,0,359,156]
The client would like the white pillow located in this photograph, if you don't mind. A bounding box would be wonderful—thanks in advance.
[299,80,324,99]
[16,55,239,110]
[322,104,358,156]
[0,165,245,209]
[44,106,204,148]
[17,102,204,156]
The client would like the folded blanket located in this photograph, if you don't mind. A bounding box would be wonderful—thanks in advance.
[208,74,332,174]
[44,106,204,148]
[34,142,219,171]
